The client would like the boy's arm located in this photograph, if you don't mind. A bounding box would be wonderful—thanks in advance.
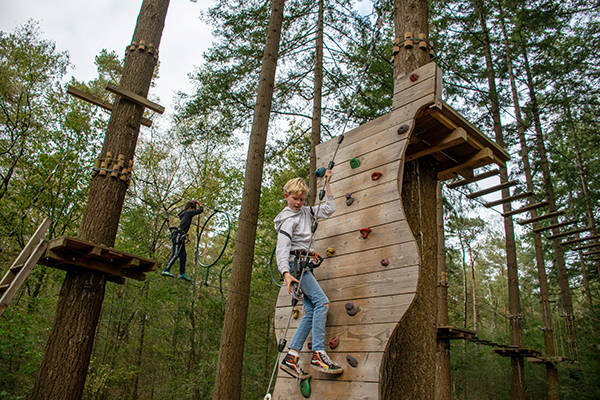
[275,221,300,294]
[315,169,336,218]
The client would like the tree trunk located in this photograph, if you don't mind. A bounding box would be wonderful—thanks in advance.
[380,3,436,398]
[211,1,285,398]
[473,0,525,397]
[31,2,169,399]
[467,245,478,332]
[308,0,324,205]
[496,7,559,398]
[520,39,578,359]
[435,183,451,400]
[131,282,149,400]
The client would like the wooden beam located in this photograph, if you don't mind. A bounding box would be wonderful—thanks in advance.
[584,249,600,256]
[517,211,564,225]
[466,180,519,199]
[405,127,467,162]
[67,86,153,127]
[447,169,500,189]
[532,219,578,233]
[546,226,592,240]
[561,234,600,246]
[502,201,548,217]
[573,242,600,251]
[437,148,499,181]
[483,191,533,208]
[106,83,165,114]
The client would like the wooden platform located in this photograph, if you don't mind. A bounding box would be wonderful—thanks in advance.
[437,325,476,340]
[493,345,542,358]
[38,236,158,284]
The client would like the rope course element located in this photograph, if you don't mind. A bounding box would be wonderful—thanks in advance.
[194,209,232,286]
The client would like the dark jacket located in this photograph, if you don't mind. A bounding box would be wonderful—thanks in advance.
[177,207,204,233]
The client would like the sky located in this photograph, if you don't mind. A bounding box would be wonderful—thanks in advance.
[0,0,216,125]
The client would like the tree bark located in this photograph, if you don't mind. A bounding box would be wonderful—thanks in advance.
[212,1,285,398]
[520,39,578,359]
[435,183,451,400]
[30,2,170,399]
[308,0,324,205]
[380,3,436,398]
[473,0,525,397]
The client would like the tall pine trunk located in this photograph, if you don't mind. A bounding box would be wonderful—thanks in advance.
[308,0,324,205]
[520,39,578,359]
[497,6,559,398]
[436,183,451,400]
[31,2,170,399]
[473,0,525,397]
[212,1,286,398]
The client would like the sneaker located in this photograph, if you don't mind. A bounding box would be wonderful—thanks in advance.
[178,273,192,282]
[161,270,174,278]
[311,351,343,375]
[280,353,311,379]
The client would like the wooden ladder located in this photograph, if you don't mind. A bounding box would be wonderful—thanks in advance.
[0,218,52,316]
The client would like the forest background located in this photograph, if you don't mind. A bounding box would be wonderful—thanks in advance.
[0,0,599,399]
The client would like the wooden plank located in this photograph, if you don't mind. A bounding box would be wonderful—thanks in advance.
[41,250,146,281]
[314,220,416,258]
[67,86,153,127]
[502,201,548,217]
[584,249,600,256]
[517,211,564,225]
[106,83,165,114]
[466,180,519,199]
[546,226,591,240]
[276,293,414,329]
[483,192,533,208]
[393,62,439,97]
[328,180,400,219]
[315,199,406,239]
[573,242,600,251]
[447,169,500,189]
[277,265,418,308]
[392,74,437,111]
[315,241,420,281]
[561,234,600,246]
[276,351,383,383]
[405,127,468,162]
[273,376,378,400]
[275,322,397,353]
[437,148,499,181]
[532,219,578,233]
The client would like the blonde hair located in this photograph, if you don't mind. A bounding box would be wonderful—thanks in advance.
[283,177,308,197]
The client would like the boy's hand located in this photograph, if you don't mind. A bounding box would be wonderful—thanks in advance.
[324,169,332,182]
[283,272,300,294]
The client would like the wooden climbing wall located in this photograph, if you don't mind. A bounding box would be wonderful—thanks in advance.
[272,62,443,399]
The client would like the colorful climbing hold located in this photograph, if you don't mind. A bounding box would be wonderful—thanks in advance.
[307,341,312,350]
[292,308,299,319]
[326,247,335,257]
[345,301,359,316]
[345,193,354,206]
[397,124,409,135]
[346,354,358,368]
[371,171,382,181]
[380,258,390,266]
[359,227,372,239]
[300,377,311,398]
[329,336,339,350]
[350,158,360,169]
[315,167,326,177]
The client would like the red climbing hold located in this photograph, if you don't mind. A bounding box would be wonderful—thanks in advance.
[329,336,339,350]
[307,341,312,350]
[371,172,382,181]
[410,73,419,82]
[359,228,372,239]
[380,258,389,266]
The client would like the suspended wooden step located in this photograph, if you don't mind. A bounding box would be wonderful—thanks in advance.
[573,242,600,251]
[502,201,548,217]
[493,345,542,358]
[437,325,476,340]
[447,169,500,189]
[561,234,600,247]
[38,236,158,284]
[517,210,564,226]
[106,83,165,114]
[0,218,52,316]
[547,226,592,240]
[533,219,578,234]
[584,249,600,256]
[526,356,571,365]
[484,191,533,208]
[466,180,519,199]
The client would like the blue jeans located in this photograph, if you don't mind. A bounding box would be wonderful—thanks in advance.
[288,262,329,352]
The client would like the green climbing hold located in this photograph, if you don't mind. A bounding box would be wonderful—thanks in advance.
[349,158,360,169]
[300,377,311,398]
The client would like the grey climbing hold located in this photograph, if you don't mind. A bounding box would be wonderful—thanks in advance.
[345,301,359,316]
[346,354,358,368]
[397,124,409,135]
[345,193,354,206]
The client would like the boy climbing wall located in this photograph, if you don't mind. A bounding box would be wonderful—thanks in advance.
[274,170,344,378]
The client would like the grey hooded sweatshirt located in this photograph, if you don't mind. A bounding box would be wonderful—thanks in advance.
[274,195,336,275]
